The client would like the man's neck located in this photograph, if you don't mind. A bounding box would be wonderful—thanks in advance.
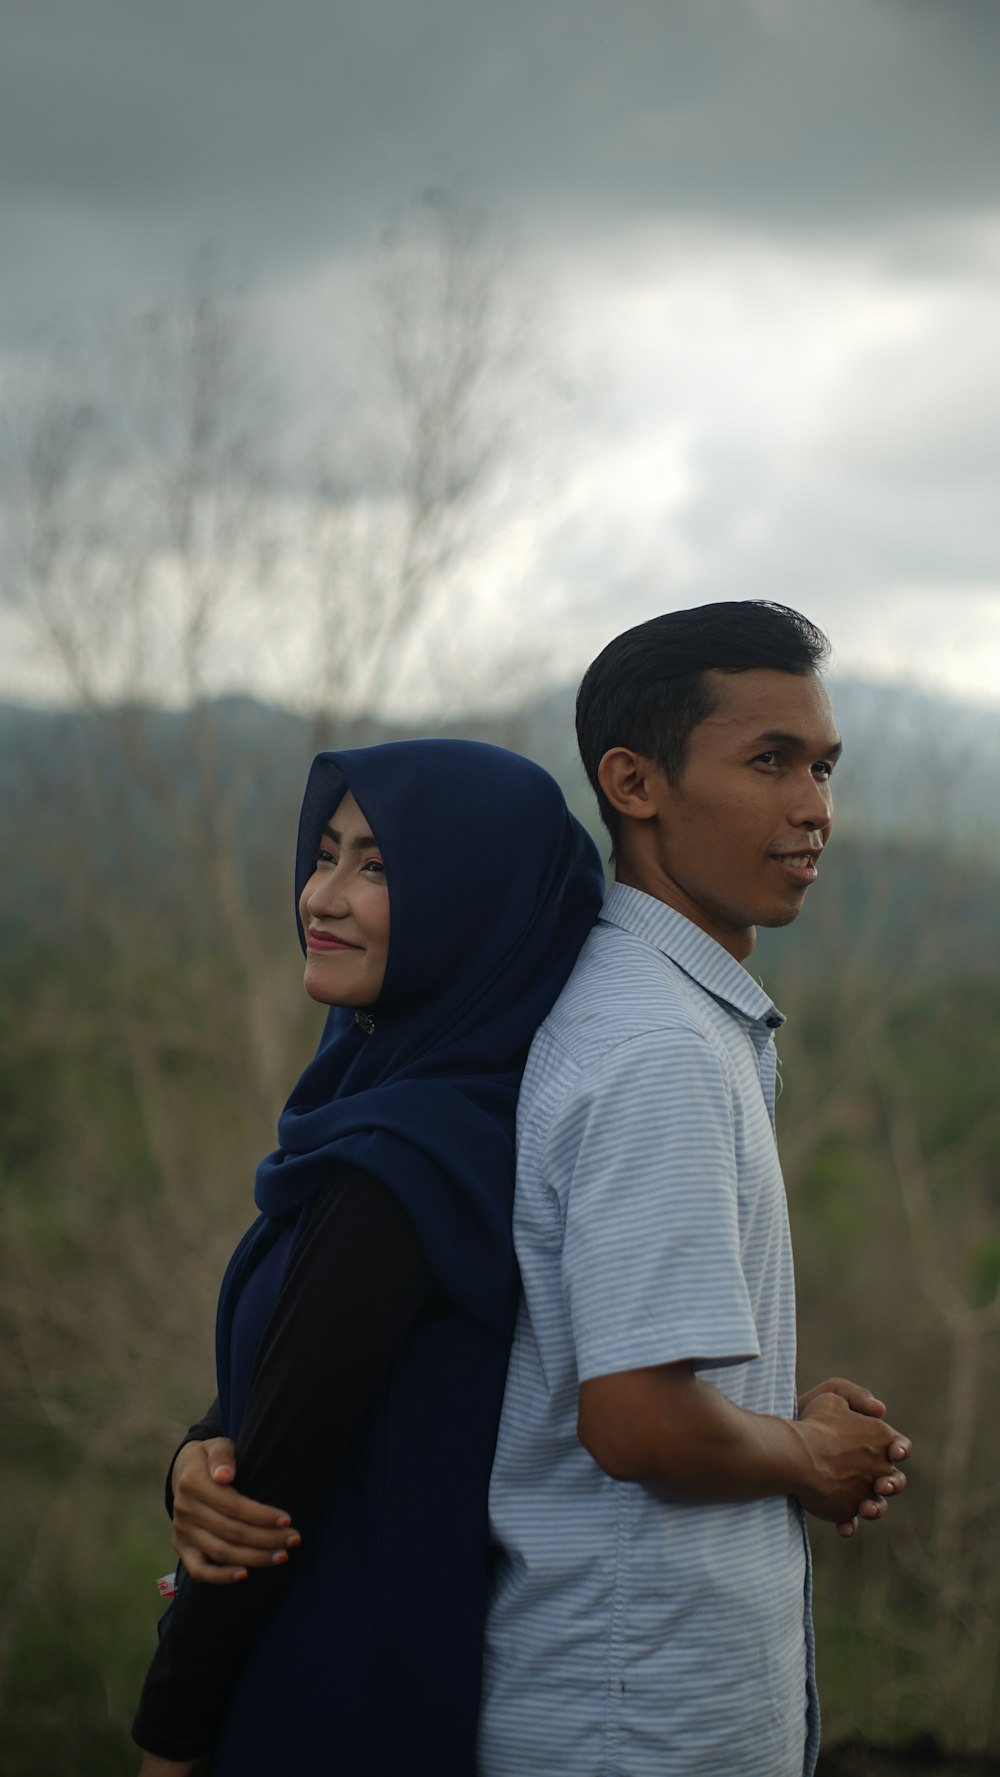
[612,863,756,962]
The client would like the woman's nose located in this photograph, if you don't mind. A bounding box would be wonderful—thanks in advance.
[306,872,349,917]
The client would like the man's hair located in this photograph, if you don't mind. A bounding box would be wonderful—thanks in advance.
[576,600,831,844]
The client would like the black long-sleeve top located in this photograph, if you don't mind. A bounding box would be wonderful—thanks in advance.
[133,1166,435,1760]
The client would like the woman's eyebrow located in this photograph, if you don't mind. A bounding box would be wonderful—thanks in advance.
[321,824,380,849]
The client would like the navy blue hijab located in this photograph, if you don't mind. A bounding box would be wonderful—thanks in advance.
[249,739,603,1340]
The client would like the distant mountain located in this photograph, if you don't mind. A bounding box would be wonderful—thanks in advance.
[4,674,997,841]
[2,679,998,967]
[823,677,1000,844]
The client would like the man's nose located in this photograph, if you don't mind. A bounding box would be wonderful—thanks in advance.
[792,774,833,831]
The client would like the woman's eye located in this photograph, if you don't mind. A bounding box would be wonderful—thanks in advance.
[315,846,335,864]
[363,858,386,877]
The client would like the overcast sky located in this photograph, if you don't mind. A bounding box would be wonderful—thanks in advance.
[4,0,1000,711]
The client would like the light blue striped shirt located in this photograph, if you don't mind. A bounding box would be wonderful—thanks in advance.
[480,883,818,1777]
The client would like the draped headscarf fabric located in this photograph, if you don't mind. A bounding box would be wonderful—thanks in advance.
[247,739,604,1340]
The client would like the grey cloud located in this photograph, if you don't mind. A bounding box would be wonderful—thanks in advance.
[5,0,999,717]
[815,335,1000,492]
[4,0,1000,274]
[677,459,1000,602]
[548,406,1000,627]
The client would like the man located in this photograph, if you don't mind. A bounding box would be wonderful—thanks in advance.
[478,602,910,1777]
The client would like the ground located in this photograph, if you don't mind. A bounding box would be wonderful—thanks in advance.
[817,1737,1000,1776]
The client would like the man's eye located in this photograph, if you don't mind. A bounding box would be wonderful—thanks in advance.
[814,761,834,779]
[755,752,777,765]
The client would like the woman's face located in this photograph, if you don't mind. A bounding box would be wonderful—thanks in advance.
[298,791,390,1008]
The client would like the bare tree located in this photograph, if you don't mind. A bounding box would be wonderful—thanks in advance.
[293,189,547,746]
[2,195,546,1087]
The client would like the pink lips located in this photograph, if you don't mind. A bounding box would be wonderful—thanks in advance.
[307,931,361,952]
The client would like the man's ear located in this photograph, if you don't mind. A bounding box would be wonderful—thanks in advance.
[597,749,662,823]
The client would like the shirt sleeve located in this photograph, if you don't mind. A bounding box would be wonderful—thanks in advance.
[549,1028,762,1383]
[132,1166,436,1761]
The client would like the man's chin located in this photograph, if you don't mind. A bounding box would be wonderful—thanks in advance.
[757,900,807,931]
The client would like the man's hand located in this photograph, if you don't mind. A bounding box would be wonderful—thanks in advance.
[798,1376,886,1420]
[798,1377,910,1537]
[793,1389,910,1529]
[171,1438,301,1584]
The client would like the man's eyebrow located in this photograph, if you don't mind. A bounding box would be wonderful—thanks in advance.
[750,730,843,759]
[320,824,381,849]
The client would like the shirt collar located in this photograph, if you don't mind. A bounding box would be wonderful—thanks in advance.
[599,881,785,1031]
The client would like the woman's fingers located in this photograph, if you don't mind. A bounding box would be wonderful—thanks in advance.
[172,1534,249,1585]
[173,1489,298,1544]
[200,1435,238,1481]
[173,1511,299,1558]
[172,1488,301,1557]
[170,1439,300,1568]
[173,1520,296,1572]
[173,1464,296,1538]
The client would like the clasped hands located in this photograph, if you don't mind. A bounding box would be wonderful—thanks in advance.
[796,1376,911,1538]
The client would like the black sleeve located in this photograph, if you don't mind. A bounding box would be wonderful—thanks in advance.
[133,1166,436,1761]
[163,1399,223,1520]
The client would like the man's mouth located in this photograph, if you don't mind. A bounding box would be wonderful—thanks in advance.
[771,851,821,883]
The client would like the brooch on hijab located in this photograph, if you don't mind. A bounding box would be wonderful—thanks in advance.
[355,1009,376,1036]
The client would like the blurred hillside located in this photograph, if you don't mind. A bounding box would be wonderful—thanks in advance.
[4,665,1000,866]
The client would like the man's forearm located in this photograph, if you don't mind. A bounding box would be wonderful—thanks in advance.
[577,1361,908,1523]
[578,1365,806,1496]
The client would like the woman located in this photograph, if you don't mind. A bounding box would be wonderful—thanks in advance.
[132,737,604,1776]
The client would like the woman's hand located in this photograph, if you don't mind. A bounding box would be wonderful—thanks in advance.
[171,1437,301,1584]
